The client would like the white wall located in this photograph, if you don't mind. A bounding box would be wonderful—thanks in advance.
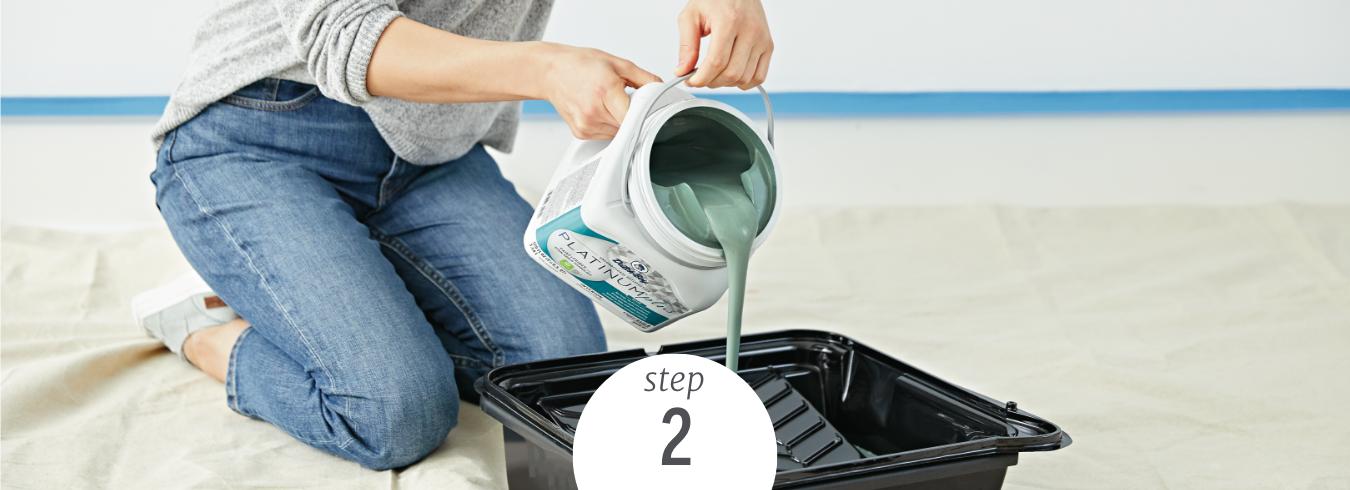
[1,0,217,96]
[3,0,1349,97]
[4,1,1348,230]
[548,0,1350,92]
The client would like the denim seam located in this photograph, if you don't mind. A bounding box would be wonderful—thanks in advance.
[375,157,402,210]
[222,88,320,112]
[367,226,505,366]
[164,129,180,165]
[170,165,344,446]
[226,326,252,416]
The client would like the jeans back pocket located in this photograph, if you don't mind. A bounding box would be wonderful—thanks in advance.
[223,78,321,112]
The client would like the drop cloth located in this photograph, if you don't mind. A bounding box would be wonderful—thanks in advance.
[4,204,1348,489]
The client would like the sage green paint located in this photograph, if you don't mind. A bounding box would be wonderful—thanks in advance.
[649,107,777,371]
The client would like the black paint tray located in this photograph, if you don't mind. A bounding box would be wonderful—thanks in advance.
[531,369,861,471]
[475,330,1071,489]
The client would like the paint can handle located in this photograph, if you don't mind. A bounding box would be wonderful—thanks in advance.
[650,69,774,146]
[621,68,775,211]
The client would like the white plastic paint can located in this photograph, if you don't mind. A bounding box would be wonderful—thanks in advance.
[523,73,783,332]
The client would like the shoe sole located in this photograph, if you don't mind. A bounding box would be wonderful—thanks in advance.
[131,272,215,327]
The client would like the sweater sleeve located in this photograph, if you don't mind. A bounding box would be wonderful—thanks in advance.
[269,0,403,105]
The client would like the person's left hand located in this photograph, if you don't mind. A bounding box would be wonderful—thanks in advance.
[675,0,773,90]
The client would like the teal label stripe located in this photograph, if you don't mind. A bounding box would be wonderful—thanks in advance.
[584,280,668,326]
[535,208,669,326]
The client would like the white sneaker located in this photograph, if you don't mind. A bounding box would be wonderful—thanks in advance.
[131,270,240,361]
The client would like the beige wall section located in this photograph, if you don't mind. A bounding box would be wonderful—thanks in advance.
[3,112,1349,231]
[1,118,163,231]
[494,112,1350,207]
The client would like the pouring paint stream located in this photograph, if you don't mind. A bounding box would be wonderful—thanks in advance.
[651,143,759,371]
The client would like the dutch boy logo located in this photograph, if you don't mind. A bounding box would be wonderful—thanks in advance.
[548,229,678,314]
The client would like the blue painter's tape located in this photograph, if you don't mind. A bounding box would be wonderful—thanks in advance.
[530,90,1350,116]
[4,91,1349,117]
[692,90,1350,115]
[2,96,170,116]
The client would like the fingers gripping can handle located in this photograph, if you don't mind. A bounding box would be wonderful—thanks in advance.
[639,69,774,146]
[621,68,774,208]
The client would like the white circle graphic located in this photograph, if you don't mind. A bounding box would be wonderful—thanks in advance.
[573,354,776,490]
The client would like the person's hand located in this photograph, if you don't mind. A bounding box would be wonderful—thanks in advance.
[538,43,663,140]
[675,0,773,90]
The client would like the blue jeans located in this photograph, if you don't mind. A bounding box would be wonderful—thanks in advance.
[152,78,606,470]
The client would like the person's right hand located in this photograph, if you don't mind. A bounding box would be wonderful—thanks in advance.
[536,43,663,140]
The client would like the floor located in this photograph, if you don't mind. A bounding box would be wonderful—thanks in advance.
[3,112,1349,489]
[4,204,1348,489]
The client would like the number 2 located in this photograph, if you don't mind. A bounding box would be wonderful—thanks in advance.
[662,407,692,465]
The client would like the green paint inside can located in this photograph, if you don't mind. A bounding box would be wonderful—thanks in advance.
[649,107,777,371]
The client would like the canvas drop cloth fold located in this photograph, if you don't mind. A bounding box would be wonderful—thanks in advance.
[4,204,1348,489]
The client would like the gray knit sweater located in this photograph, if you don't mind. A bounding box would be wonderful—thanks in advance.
[152,0,553,164]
